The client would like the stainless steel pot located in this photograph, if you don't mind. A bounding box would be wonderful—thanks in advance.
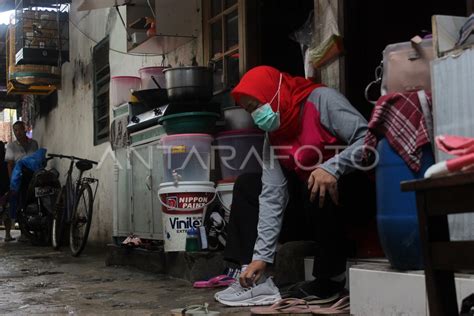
[164,66,213,102]
[223,106,257,130]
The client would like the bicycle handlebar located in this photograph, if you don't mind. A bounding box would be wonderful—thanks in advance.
[47,154,99,165]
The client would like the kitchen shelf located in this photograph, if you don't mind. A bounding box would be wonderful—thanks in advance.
[125,0,200,54]
[128,34,196,55]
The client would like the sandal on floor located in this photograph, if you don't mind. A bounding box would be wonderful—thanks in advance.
[250,298,314,315]
[4,237,15,242]
[193,275,235,288]
[170,303,220,315]
[280,281,342,305]
[311,295,350,315]
[302,293,341,305]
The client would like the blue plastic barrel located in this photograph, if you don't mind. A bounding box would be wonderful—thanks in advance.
[376,138,434,270]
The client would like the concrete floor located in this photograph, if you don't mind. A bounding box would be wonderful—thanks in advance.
[0,230,249,315]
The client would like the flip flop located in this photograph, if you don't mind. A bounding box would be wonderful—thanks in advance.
[281,283,341,305]
[170,303,220,315]
[193,275,235,288]
[250,298,313,315]
[302,293,341,305]
[311,295,350,315]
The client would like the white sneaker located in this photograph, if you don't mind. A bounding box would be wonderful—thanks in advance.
[216,277,281,307]
[214,280,244,301]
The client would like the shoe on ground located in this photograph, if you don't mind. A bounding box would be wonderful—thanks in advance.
[216,277,281,307]
[281,278,345,304]
[214,279,245,301]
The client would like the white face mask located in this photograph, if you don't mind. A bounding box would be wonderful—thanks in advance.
[251,74,282,132]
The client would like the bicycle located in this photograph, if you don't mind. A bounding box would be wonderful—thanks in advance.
[48,154,99,257]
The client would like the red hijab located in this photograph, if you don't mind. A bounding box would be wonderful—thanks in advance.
[231,66,323,141]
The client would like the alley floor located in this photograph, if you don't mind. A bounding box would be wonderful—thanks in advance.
[0,230,249,315]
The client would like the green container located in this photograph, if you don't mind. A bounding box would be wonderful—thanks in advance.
[158,111,220,135]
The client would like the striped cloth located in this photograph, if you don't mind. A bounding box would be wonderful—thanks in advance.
[364,92,432,172]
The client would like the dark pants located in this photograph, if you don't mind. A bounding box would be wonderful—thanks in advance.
[224,171,375,279]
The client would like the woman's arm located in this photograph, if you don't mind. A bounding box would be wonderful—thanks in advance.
[240,134,289,286]
[309,87,369,179]
[252,134,289,264]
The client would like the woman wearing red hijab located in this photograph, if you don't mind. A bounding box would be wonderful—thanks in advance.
[216,66,373,307]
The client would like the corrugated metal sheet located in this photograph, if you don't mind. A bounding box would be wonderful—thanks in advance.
[432,48,474,240]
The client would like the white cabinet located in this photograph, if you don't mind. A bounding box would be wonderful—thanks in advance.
[113,138,164,240]
[113,147,131,237]
[151,144,164,238]
[129,140,164,239]
[130,144,153,236]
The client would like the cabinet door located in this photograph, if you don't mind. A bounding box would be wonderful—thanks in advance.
[130,145,153,237]
[151,142,164,240]
[113,148,130,236]
[432,51,474,241]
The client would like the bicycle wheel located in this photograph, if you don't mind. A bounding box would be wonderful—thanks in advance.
[69,183,93,257]
[52,187,67,250]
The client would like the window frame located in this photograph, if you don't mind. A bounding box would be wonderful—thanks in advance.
[203,0,258,93]
[92,36,110,146]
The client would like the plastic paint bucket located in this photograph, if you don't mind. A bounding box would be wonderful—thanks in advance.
[158,181,215,252]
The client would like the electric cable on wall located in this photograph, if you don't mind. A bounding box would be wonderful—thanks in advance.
[68,15,163,57]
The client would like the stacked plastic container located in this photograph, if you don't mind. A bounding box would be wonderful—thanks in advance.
[215,125,264,223]
[110,76,141,107]
[138,66,167,89]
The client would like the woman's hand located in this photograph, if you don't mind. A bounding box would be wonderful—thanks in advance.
[308,168,338,207]
[239,260,267,287]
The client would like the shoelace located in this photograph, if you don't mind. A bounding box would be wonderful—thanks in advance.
[235,287,252,296]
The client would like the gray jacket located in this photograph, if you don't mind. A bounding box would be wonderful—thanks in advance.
[253,87,369,263]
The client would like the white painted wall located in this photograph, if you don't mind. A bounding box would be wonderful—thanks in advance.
[33,2,203,246]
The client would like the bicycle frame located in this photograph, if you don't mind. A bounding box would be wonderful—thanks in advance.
[49,154,99,223]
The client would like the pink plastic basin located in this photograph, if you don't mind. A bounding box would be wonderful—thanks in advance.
[111,76,141,107]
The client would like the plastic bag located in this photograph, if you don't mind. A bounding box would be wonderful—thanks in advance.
[10,148,47,192]
[308,0,343,69]
[290,11,316,79]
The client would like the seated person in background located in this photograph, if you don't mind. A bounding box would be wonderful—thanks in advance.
[216,66,375,307]
[5,121,39,241]
[6,121,39,177]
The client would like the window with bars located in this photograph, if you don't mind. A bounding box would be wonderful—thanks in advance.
[204,0,241,93]
[92,36,110,146]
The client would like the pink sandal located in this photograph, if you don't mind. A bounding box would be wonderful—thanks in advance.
[311,295,350,315]
[251,298,313,314]
[193,275,235,288]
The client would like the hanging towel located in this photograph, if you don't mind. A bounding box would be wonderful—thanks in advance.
[364,91,432,172]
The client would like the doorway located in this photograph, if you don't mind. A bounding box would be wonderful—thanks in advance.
[344,0,467,119]
[257,0,314,77]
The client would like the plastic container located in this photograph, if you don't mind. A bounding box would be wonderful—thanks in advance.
[160,134,213,183]
[216,180,234,222]
[139,66,167,90]
[215,129,264,181]
[185,227,200,252]
[376,138,434,270]
[158,112,220,135]
[111,76,141,107]
[158,181,216,252]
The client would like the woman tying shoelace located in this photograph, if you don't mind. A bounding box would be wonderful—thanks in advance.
[215,66,375,308]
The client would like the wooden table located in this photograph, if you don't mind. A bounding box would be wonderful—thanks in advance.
[401,172,474,316]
